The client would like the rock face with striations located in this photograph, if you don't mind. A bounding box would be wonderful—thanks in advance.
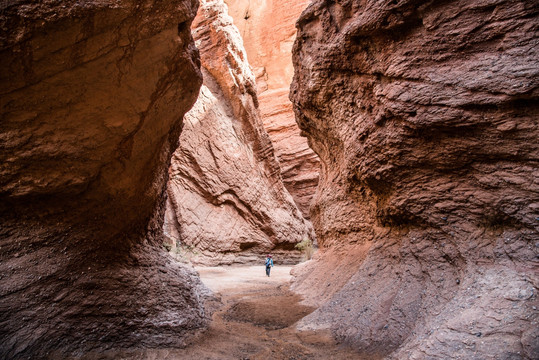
[224,0,319,218]
[290,0,539,358]
[0,0,209,358]
[164,0,314,265]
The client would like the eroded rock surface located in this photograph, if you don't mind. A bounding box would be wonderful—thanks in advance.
[224,0,319,218]
[164,0,314,266]
[290,0,539,358]
[0,0,208,357]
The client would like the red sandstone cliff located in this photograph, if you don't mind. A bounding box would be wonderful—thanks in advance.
[224,0,319,218]
[290,0,539,358]
[164,0,314,265]
[0,0,209,357]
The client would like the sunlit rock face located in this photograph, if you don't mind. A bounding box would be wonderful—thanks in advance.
[0,0,209,358]
[164,0,314,266]
[290,0,539,358]
[224,0,319,218]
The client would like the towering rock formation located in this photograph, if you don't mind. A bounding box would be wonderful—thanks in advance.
[224,0,319,218]
[164,0,314,265]
[0,0,209,357]
[290,0,539,358]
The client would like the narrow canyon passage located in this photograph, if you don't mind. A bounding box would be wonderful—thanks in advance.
[1,0,537,358]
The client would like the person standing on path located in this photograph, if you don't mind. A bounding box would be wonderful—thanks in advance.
[265,254,273,277]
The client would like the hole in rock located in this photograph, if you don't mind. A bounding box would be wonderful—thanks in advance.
[177,21,189,35]
[239,241,257,250]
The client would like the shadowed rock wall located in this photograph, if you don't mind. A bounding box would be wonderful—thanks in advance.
[164,0,314,265]
[290,0,539,358]
[0,0,208,358]
[224,0,319,218]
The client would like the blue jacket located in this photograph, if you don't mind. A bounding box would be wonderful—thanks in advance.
[265,258,273,267]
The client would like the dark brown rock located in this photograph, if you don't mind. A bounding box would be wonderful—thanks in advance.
[0,0,208,358]
[164,0,314,265]
[290,0,539,358]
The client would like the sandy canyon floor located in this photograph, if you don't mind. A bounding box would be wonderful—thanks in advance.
[79,265,363,359]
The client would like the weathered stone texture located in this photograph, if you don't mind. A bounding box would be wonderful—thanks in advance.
[224,0,319,218]
[164,0,314,265]
[0,0,208,358]
[290,0,539,358]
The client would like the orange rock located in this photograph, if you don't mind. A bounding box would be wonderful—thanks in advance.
[225,0,320,218]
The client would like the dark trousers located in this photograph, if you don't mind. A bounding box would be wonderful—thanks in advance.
[266,266,271,276]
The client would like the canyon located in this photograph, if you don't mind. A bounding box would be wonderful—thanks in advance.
[1,0,538,359]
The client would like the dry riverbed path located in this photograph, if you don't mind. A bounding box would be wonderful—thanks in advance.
[80,265,360,359]
[175,265,360,359]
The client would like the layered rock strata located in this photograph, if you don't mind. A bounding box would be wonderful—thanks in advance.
[290,0,539,358]
[0,0,209,358]
[164,0,313,266]
[224,0,319,218]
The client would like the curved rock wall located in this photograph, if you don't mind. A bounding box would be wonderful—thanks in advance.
[0,0,208,357]
[224,0,320,218]
[290,0,539,358]
[164,0,314,266]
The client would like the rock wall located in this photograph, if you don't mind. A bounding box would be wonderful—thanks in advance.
[290,0,539,358]
[164,0,314,266]
[0,1,209,358]
[224,0,319,218]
